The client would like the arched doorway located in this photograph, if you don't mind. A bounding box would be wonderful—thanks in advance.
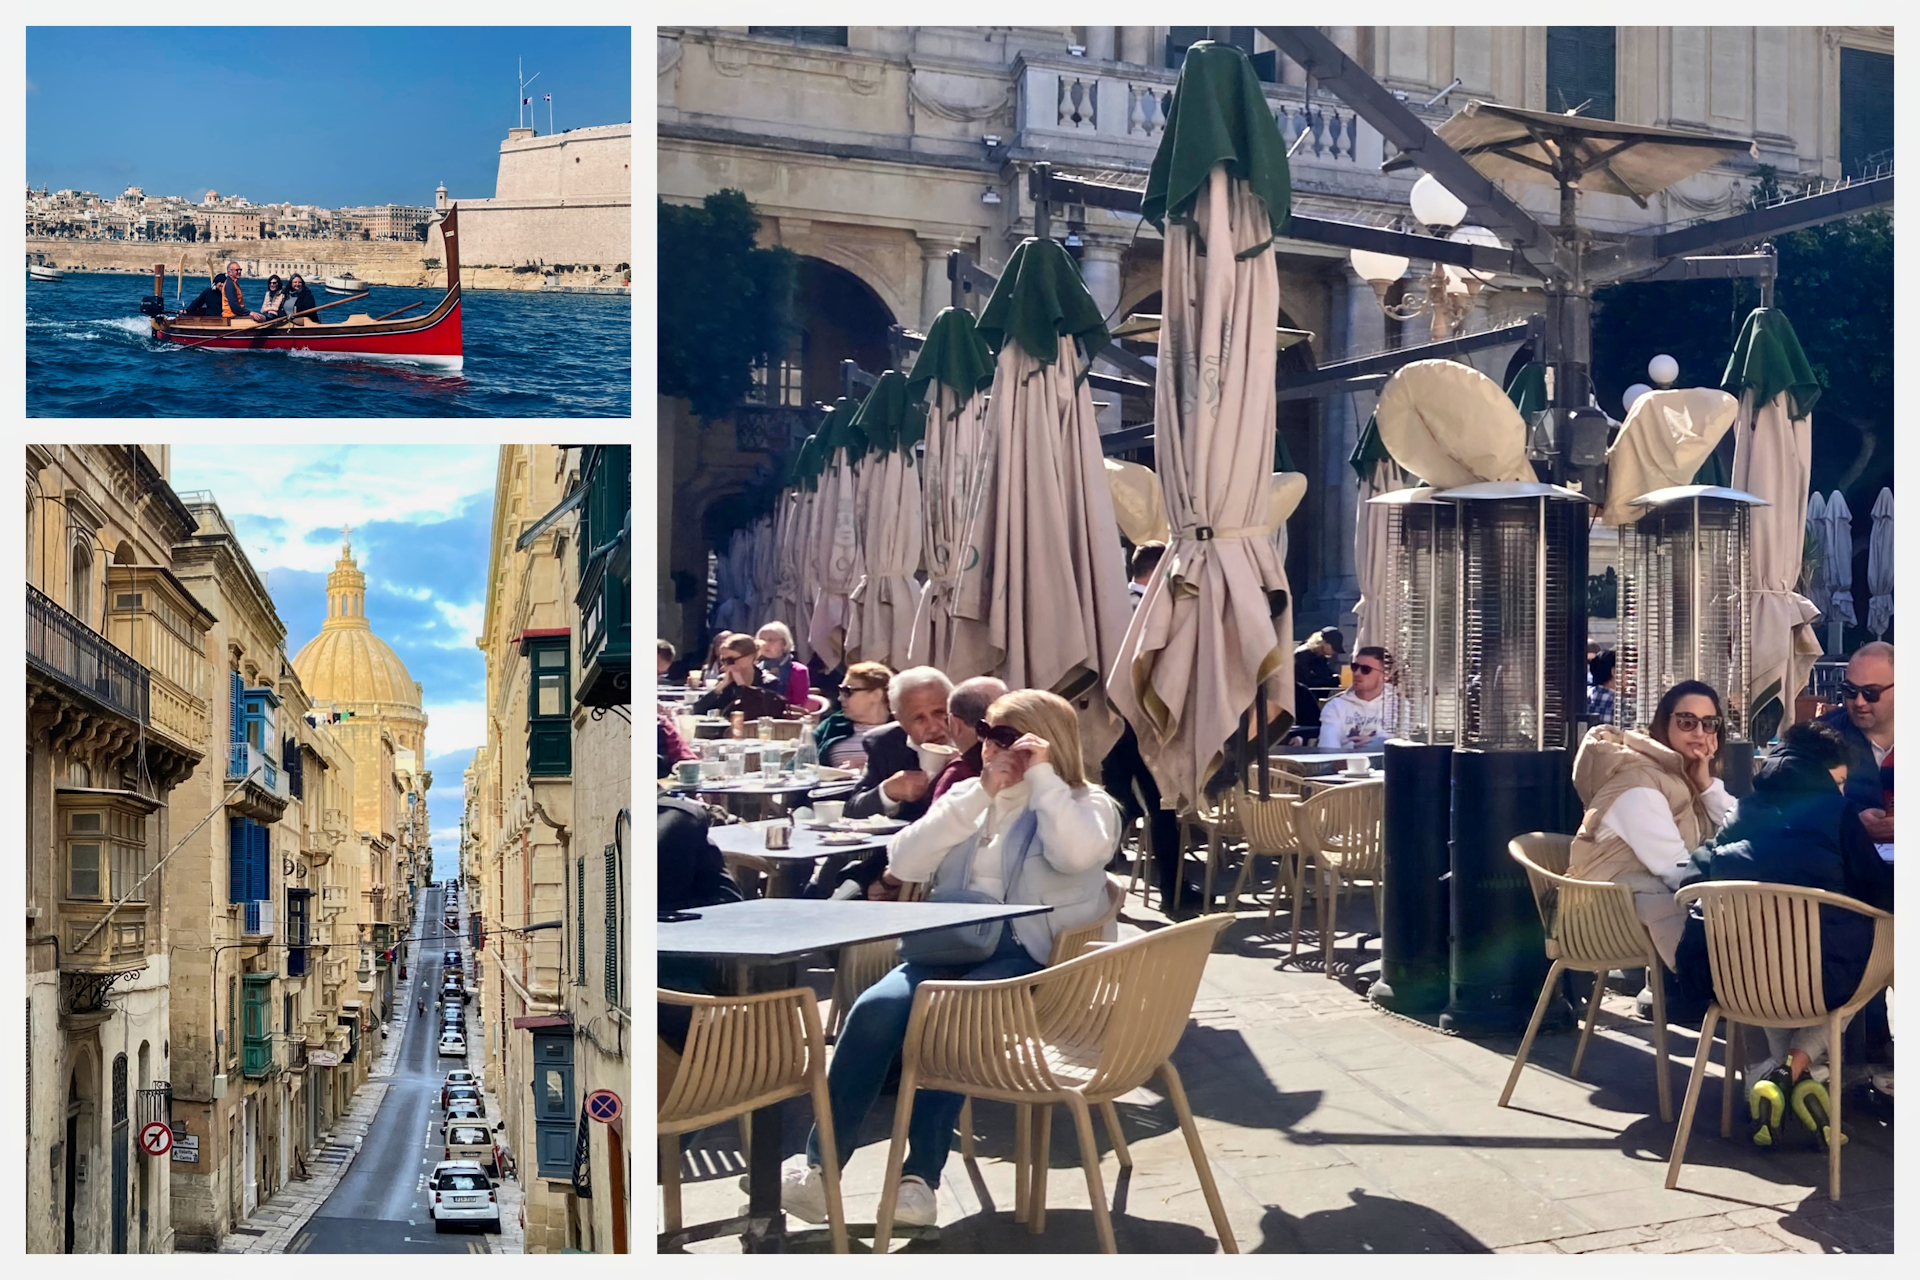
[111,1054,129,1254]
[793,256,895,404]
[64,1053,97,1255]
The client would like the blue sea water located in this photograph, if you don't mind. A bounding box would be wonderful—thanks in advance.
[27,271,631,417]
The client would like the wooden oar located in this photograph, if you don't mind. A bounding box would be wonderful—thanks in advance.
[174,291,371,350]
[370,299,433,322]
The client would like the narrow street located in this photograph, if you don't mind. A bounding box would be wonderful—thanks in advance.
[297,885,489,1253]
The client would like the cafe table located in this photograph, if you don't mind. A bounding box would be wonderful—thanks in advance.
[706,818,899,897]
[659,898,1052,1252]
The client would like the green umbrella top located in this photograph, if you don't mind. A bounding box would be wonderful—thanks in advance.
[905,306,996,413]
[1348,410,1391,481]
[1505,362,1549,420]
[1721,307,1822,420]
[849,370,927,458]
[1142,40,1292,237]
[975,236,1111,371]
[815,395,866,463]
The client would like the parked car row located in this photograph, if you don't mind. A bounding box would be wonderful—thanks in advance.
[435,1066,504,1232]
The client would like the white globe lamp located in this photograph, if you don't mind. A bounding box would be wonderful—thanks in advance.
[1623,383,1653,415]
[1647,353,1679,387]
[1448,224,1504,284]
[1409,173,1468,229]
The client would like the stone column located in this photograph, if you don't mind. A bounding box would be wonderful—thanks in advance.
[1078,243,1125,434]
[1083,26,1116,62]
[1119,26,1154,67]
[917,235,972,331]
[1312,264,1385,628]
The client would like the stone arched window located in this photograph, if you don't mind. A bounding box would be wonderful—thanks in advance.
[70,539,92,625]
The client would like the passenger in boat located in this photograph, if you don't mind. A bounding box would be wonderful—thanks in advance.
[217,262,249,320]
[284,275,324,323]
[253,275,290,321]
[180,280,226,317]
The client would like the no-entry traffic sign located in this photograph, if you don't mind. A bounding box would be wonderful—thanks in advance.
[139,1121,174,1156]
[585,1089,622,1124]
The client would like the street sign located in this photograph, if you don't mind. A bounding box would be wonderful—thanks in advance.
[139,1122,173,1156]
[308,1050,340,1068]
[585,1089,622,1124]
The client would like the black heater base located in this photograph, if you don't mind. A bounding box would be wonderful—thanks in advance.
[1371,740,1452,1017]
[1439,747,1578,1039]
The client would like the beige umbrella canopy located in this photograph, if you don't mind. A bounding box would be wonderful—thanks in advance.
[843,372,927,671]
[804,398,864,669]
[1106,457,1172,546]
[1383,101,1758,207]
[966,236,1132,703]
[749,513,777,632]
[1598,387,1739,526]
[906,307,999,678]
[1724,308,1824,732]
[1374,359,1534,489]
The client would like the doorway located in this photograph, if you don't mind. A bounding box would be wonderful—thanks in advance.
[111,1054,128,1253]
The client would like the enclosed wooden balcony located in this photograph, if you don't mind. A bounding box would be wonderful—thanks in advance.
[105,565,214,783]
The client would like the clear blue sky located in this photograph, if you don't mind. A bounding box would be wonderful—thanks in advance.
[27,27,631,209]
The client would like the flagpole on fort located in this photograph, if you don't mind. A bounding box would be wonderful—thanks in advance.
[519,59,541,132]
[547,94,553,137]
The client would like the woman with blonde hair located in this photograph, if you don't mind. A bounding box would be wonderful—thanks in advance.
[776,688,1122,1229]
[755,620,811,707]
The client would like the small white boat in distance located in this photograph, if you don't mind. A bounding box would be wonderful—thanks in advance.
[324,273,370,295]
[29,263,64,282]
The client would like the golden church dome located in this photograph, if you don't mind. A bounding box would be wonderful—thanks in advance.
[291,534,423,710]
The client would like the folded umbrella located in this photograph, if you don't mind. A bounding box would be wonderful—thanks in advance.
[1867,487,1893,639]
[907,306,997,677]
[844,371,927,670]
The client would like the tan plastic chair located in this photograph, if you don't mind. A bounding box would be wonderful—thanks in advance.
[657,987,848,1252]
[1498,834,1673,1124]
[1666,881,1895,1201]
[1231,772,1305,925]
[1293,780,1385,974]
[874,914,1240,1254]
[1180,789,1243,914]
[1122,815,1157,911]
[825,879,929,1038]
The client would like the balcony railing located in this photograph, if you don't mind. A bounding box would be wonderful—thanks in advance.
[227,742,288,798]
[27,585,150,726]
[240,899,275,937]
[323,808,348,835]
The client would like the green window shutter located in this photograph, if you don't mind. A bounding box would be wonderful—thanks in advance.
[1547,28,1615,120]
[602,841,619,1005]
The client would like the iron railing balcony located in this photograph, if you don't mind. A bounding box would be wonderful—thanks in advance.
[240,899,275,938]
[27,584,150,726]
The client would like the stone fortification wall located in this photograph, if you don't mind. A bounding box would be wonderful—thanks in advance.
[24,236,621,292]
[429,123,631,273]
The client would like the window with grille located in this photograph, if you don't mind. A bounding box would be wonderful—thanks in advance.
[1840,48,1893,178]
[748,27,848,46]
[603,841,620,1004]
[575,857,587,984]
[1546,28,1615,120]
[750,356,805,407]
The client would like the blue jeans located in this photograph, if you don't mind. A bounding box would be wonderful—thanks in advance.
[806,927,1043,1187]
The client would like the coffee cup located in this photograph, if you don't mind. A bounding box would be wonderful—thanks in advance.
[1346,755,1371,777]
[916,741,959,777]
[813,799,845,823]
[674,760,701,786]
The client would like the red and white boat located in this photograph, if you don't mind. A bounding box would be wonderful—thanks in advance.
[146,205,465,371]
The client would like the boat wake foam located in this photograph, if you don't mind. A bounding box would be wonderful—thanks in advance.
[285,348,464,374]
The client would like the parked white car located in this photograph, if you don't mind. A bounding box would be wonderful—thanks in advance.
[429,1160,500,1231]
[438,1031,467,1058]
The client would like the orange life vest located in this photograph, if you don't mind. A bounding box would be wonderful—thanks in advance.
[219,276,245,318]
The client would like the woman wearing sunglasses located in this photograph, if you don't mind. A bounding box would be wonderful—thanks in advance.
[776,688,1123,1230]
[1569,679,1736,973]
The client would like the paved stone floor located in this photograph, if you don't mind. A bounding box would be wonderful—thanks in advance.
[663,880,1894,1254]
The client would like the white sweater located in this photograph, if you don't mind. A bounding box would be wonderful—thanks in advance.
[1602,780,1736,887]
[887,763,1120,895]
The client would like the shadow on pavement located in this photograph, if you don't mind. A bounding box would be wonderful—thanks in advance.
[1251,1187,1491,1253]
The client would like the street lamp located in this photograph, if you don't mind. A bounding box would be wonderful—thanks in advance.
[1349,176,1499,341]
[1622,354,1678,416]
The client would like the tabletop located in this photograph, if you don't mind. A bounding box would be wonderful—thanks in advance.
[707,819,898,863]
[1269,749,1385,778]
[657,898,1051,965]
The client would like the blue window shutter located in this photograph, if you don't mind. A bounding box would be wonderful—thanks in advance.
[228,817,247,903]
[229,670,245,743]
[250,824,269,902]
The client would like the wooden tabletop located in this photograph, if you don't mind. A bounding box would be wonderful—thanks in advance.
[657,898,1051,965]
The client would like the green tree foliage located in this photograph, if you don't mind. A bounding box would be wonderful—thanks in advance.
[658,190,798,420]
[1592,176,1892,505]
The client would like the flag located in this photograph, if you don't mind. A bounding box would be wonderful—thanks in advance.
[544,94,551,102]
[522,97,530,105]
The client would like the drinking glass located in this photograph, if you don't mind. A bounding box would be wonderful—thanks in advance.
[723,752,746,780]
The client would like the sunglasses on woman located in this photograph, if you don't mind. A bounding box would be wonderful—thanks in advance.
[1669,712,1722,735]
[974,720,1024,749]
[1840,681,1892,704]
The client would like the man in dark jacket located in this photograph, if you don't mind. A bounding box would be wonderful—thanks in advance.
[1674,722,1894,1145]
[1292,627,1343,729]
[658,797,744,1050]
[1817,641,1894,842]
[843,667,952,822]
[691,633,790,720]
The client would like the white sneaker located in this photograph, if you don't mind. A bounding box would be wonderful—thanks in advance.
[892,1175,938,1228]
[778,1156,829,1224]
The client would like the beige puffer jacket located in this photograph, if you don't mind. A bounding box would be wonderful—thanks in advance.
[1568,725,1714,883]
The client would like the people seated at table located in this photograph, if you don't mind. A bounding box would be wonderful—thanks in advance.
[657,707,696,780]
[1671,721,1895,1147]
[701,632,733,684]
[815,661,894,771]
[1293,626,1344,729]
[779,688,1124,1229]
[1316,645,1399,752]
[844,666,954,824]
[1127,540,1166,610]
[1587,649,1619,723]
[690,633,791,720]
[1569,680,1735,981]
[657,638,675,679]
[756,621,812,708]
[1818,641,1894,844]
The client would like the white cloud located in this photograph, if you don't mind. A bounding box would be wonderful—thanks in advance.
[432,599,485,646]
[423,700,488,758]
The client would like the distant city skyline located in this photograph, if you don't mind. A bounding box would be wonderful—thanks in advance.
[27,26,631,210]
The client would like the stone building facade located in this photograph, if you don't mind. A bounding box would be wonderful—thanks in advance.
[27,444,204,1254]
[465,443,631,1253]
[431,123,632,273]
[657,24,1893,641]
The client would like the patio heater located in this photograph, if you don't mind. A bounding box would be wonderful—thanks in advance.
[1437,480,1590,1037]
[1369,487,1459,1016]
[1617,484,1763,790]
